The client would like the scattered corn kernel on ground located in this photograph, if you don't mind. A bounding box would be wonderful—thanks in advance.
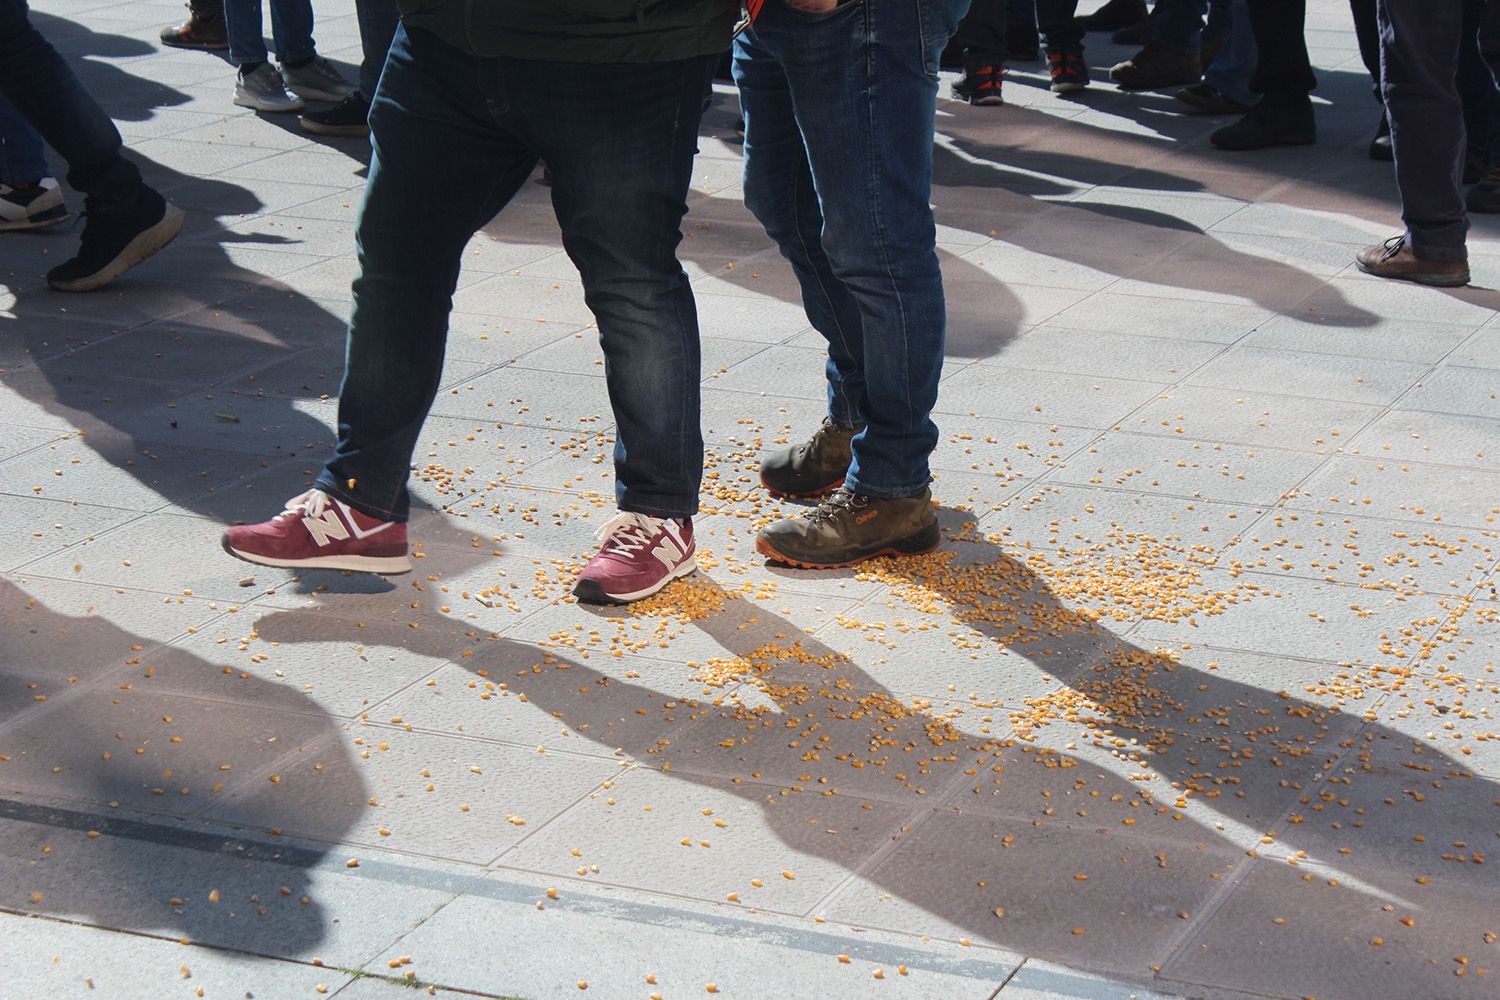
[2,3,1498,999]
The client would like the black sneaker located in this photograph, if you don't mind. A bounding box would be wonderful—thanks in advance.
[1210,101,1316,151]
[0,178,68,231]
[1469,164,1500,214]
[46,189,184,293]
[300,91,372,137]
[1174,82,1250,116]
[756,487,940,569]
[953,65,1005,106]
[760,417,857,498]
[159,2,228,50]
[1048,51,1090,94]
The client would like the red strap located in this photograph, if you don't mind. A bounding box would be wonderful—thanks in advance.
[746,0,765,22]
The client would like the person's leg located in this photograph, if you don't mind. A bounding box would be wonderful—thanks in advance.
[1204,0,1233,48]
[1152,0,1209,52]
[743,0,962,501]
[521,54,719,522]
[0,0,145,209]
[0,93,48,184]
[953,0,1008,102]
[1038,0,1088,90]
[314,24,539,522]
[1378,0,1468,262]
[356,0,400,99]
[222,0,270,66]
[735,26,868,453]
[1247,0,1315,107]
[1201,0,1256,105]
[266,0,315,65]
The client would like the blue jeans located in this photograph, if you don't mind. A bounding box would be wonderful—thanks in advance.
[1153,0,1232,53]
[0,93,46,184]
[316,25,716,522]
[1204,0,1256,105]
[0,0,143,208]
[355,0,399,99]
[734,0,969,499]
[224,0,316,66]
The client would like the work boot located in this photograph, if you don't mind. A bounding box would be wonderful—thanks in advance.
[1355,236,1469,288]
[759,417,857,498]
[159,1,227,50]
[1110,43,1201,90]
[757,487,940,569]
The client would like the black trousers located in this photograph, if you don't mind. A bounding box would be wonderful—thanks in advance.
[1247,0,1316,104]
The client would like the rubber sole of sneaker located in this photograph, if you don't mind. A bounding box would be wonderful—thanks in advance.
[571,560,697,606]
[299,118,370,138]
[0,205,69,232]
[47,203,185,293]
[220,534,413,574]
[967,94,1005,107]
[1354,260,1470,288]
[233,89,304,113]
[754,532,940,570]
[286,84,357,104]
[1051,81,1089,94]
[759,476,845,500]
[160,36,228,50]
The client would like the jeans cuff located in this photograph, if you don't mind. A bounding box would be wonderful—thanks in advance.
[843,474,931,500]
[618,495,699,521]
[1405,233,1468,262]
[313,472,409,523]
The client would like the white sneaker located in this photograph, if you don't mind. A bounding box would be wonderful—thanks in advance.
[281,56,356,103]
[234,63,304,112]
[0,177,67,231]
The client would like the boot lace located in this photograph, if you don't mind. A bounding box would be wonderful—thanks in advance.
[805,486,868,524]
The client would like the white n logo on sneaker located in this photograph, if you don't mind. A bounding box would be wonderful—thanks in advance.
[302,507,350,547]
[651,534,684,570]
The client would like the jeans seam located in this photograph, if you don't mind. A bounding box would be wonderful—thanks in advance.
[793,154,860,426]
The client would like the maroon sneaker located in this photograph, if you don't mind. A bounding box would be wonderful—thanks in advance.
[222,489,411,574]
[573,512,696,605]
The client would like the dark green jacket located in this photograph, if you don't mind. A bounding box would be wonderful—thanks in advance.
[397,0,740,63]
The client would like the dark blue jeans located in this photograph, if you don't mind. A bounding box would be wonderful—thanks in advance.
[735,0,969,500]
[355,0,399,99]
[317,25,715,522]
[1153,0,1232,54]
[224,0,316,66]
[0,0,144,208]
[0,93,47,184]
[1379,0,1500,260]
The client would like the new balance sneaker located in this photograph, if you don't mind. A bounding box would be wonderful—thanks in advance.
[160,2,228,50]
[222,489,411,573]
[46,187,183,292]
[300,91,371,137]
[1048,51,1090,94]
[234,63,303,112]
[573,512,696,605]
[756,487,939,569]
[0,178,68,232]
[953,65,1005,106]
[281,56,356,103]
[760,417,857,498]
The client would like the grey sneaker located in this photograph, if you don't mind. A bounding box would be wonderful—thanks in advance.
[234,63,303,112]
[281,56,356,103]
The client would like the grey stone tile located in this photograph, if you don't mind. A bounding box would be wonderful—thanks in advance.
[1047,432,1327,505]
[0,911,356,1000]
[1161,858,1500,1000]
[449,272,596,326]
[1398,365,1500,420]
[1301,274,1500,328]
[1447,323,1500,368]
[1,496,138,573]
[202,727,617,865]
[42,322,305,384]
[1240,313,1474,364]
[371,877,1010,999]
[1186,346,1428,406]
[997,963,1201,1000]
[1288,454,1500,529]
[219,214,359,258]
[1345,409,1500,473]
[1041,292,1270,344]
[497,765,912,910]
[824,812,1245,978]
[1131,571,1456,666]
[445,311,582,364]
[113,383,338,457]
[0,423,64,462]
[694,290,818,344]
[939,365,1167,429]
[218,147,369,187]
[1121,384,1384,453]
[988,327,1225,383]
[0,366,198,435]
[429,366,612,431]
[942,270,1094,361]
[19,511,294,601]
[1218,508,1499,597]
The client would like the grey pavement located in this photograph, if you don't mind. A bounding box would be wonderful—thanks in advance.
[2,1,1498,998]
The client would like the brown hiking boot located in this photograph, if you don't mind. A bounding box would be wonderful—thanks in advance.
[756,487,940,569]
[1109,43,1202,90]
[160,2,228,51]
[1355,236,1469,287]
[759,417,857,498]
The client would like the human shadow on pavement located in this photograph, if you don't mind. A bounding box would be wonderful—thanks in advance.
[246,510,1497,993]
[0,579,362,953]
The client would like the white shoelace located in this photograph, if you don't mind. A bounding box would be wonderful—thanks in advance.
[276,488,331,521]
[594,511,682,557]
